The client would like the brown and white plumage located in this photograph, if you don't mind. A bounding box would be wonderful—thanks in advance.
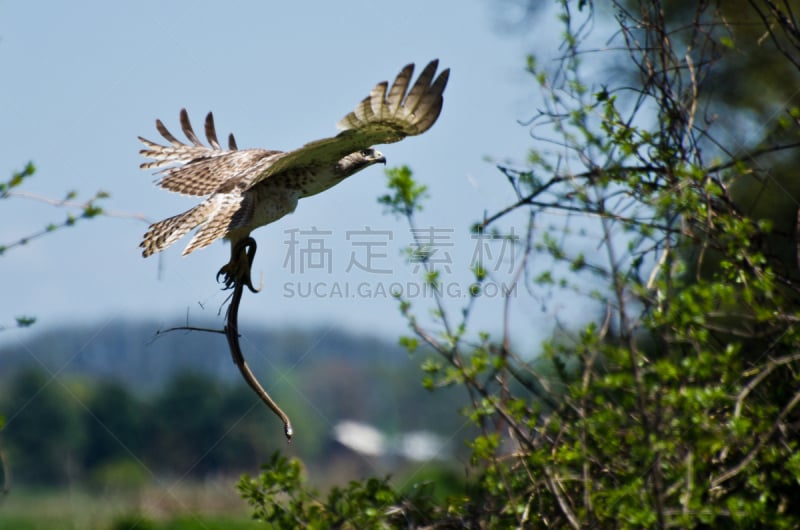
[139,60,449,283]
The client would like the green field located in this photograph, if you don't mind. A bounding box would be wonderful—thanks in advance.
[0,483,263,530]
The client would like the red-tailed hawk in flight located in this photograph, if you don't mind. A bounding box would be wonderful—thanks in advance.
[139,60,449,290]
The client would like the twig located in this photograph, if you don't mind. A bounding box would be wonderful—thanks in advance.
[712,388,800,490]
[1,189,149,255]
[543,466,581,530]
[716,352,800,462]
[734,353,800,419]
[225,237,293,441]
[5,190,150,223]
[151,238,293,440]
[155,325,227,336]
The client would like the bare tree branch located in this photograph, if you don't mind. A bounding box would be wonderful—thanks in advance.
[151,238,293,441]
[712,389,800,490]
[224,238,293,441]
[5,190,150,223]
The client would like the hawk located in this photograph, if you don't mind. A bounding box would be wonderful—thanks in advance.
[139,60,449,290]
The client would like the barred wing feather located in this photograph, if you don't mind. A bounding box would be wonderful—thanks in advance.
[249,59,449,186]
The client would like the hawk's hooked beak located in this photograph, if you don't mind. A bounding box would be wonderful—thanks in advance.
[374,150,386,165]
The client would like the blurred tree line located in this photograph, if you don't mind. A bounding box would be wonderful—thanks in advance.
[0,323,469,491]
[3,367,276,488]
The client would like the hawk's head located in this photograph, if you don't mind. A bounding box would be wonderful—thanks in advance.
[337,148,386,177]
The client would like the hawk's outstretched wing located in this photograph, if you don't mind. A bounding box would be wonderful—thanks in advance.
[249,59,449,186]
[138,109,280,197]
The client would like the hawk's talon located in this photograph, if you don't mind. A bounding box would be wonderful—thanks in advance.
[217,237,259,293]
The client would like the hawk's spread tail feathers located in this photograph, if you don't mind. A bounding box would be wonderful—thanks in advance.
[140,192,247,257]
[140,200,214,257]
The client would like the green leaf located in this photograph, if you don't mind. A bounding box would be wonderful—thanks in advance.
[15,316,36,327]
[399,335,419,353]
[379,165,428,218]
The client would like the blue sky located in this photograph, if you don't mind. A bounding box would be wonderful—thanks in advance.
[1,1,562,346]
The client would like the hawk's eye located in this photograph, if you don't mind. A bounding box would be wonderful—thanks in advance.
[360,149,372,157]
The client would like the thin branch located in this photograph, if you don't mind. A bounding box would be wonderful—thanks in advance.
[480,141,800,234]
[5,190,150,223]
[155,325,227,336]
[225,238,293,441]
[734,353,800,419]
[152,238,293,441]
[712,388,800,490]
[748,0,800,71]
[718,351,800,462]
[542,466,581,530]
[1,189,149,255]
